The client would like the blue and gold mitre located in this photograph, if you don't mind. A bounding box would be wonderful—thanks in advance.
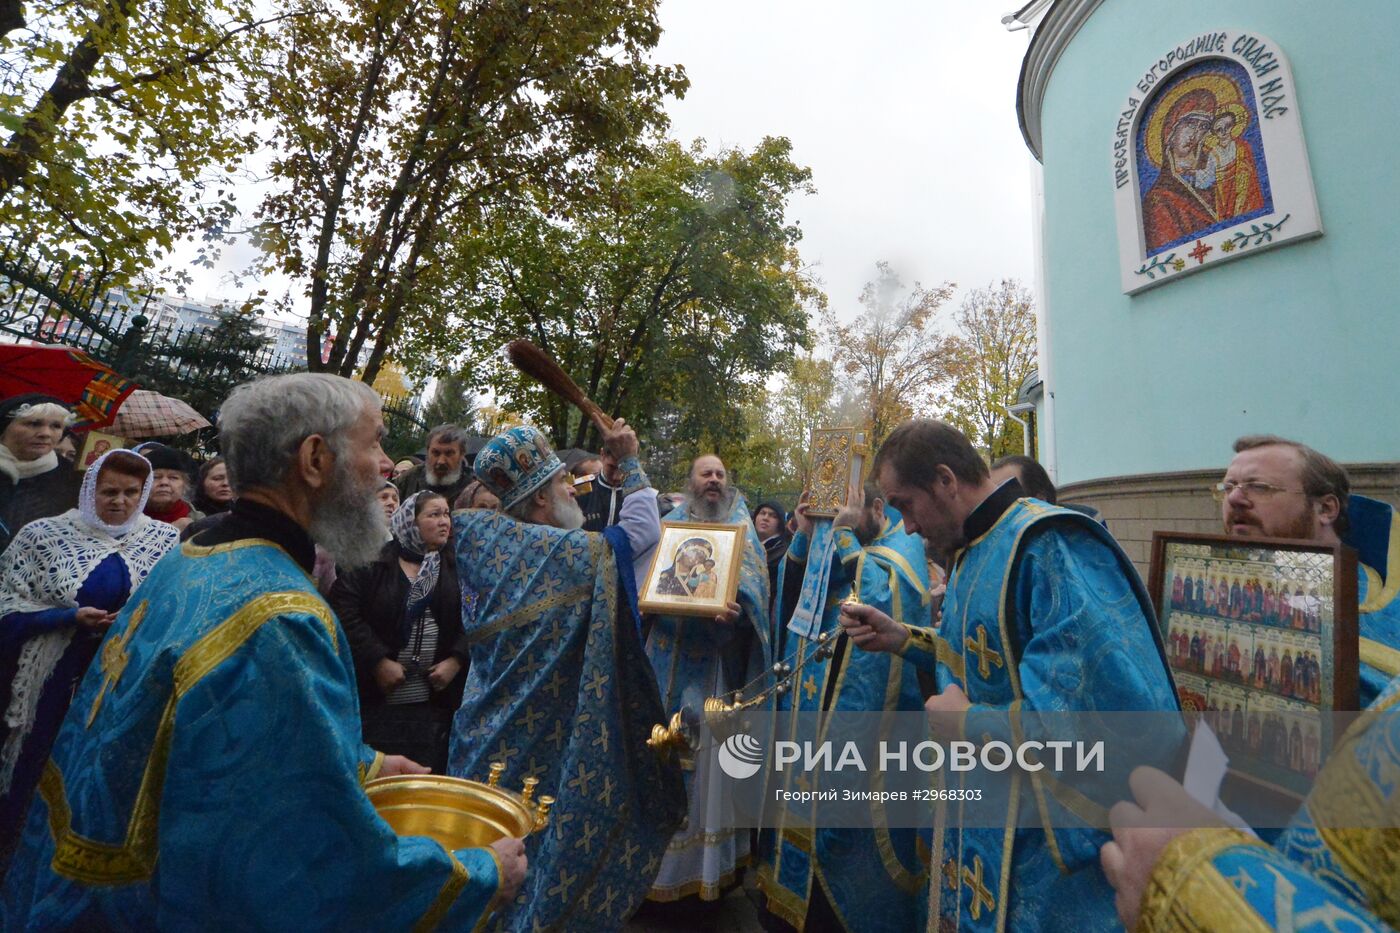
[473,425,563,510]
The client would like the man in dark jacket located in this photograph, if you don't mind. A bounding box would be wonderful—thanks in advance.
[752,499,791,610]
[394,424,472,504]
[578,443,630,532]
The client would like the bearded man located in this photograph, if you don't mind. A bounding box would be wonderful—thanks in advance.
[395,423,472,504]
[3,373,522,930]
[1218,435,1400,707]
[642,454,771,906]
[447,418,685,932]
[757,482,931,933]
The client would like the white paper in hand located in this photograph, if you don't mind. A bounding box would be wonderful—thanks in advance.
[1182,720,1258,837]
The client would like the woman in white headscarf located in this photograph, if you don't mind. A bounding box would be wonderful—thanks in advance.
[0,448,179,867]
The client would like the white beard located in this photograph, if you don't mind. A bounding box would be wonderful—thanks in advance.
[309,461,390,568]
[425,465,463,487]
[550,492,585,530]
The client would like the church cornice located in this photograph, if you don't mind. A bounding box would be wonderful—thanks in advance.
[1016,0,1108,161]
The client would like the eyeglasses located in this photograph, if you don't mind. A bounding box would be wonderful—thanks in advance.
[1210,481,1307,502]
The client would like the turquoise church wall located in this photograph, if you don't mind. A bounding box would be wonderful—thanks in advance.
[1037,0,1399,485]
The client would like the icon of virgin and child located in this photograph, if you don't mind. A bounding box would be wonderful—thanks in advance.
[1139,67,1271,254]
[656,536,720,599]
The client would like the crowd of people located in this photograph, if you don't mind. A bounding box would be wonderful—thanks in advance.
[0,375,1395,931]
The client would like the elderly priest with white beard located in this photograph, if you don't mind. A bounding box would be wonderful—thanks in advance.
[448,418,686,932]
[2,373,524,931]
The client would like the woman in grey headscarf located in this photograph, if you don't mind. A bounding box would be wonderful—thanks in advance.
[328,491,467,772]
[0,448,179,867]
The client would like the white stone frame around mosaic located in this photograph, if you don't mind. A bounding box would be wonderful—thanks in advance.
[1112,30,1322,295]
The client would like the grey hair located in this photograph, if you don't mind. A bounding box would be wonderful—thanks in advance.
[218,373,380,493]
[9,402,74,425]
[505,496,535,522]
[427,423,469,451]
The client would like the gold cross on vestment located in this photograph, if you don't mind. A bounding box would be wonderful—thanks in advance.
[583,669,610,700]
[941,857,959,891]
[576,820,599,854]
[87,601,148,728]
[547,868,578,901]
[493,739,520,766]
[568,761,598,797]
[803,674,818,701]
[962,855,995,921]
[964,625,1004,680]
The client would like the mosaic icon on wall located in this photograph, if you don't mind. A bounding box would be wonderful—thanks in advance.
[1112,31,1322,294]
[1138,59,1272,254]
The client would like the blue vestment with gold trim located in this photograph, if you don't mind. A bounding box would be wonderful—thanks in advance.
[643,492,771,901]
[899,497,1181,933]
[448,508,685,930]
[758,507,932,933]
[2,538,499,932]
[1344,496,1400,707]
[1137,674,1400,931]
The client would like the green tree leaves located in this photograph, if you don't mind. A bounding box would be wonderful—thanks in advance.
[0,0,284,282]
[423,136,820,470]
[253,0,689,382]
[939,279,1038,459]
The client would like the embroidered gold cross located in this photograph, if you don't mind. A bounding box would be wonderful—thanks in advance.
[568,761,598,797]
[962,854,995,920]
[941,857,959,891]
[575,820,599,853]
[964,625,1004,680]
[547,868,578,900]
[803,674,818,701]
[86,601,147,728]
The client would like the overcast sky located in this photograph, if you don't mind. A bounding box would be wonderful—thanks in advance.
[652,0,1037,325]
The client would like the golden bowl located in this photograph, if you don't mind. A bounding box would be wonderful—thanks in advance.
[366,765,552,850]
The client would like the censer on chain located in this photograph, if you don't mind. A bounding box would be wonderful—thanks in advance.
[647,594,860,755]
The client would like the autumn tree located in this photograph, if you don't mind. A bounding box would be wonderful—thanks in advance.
[722,389,787,498]
[724,350,840,501]
[829,261,956,448]
[939,279,1038,458]
[770,352,837,482]
[254,0,687,383]
[0,0,287,283]
[426,136,822,453]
